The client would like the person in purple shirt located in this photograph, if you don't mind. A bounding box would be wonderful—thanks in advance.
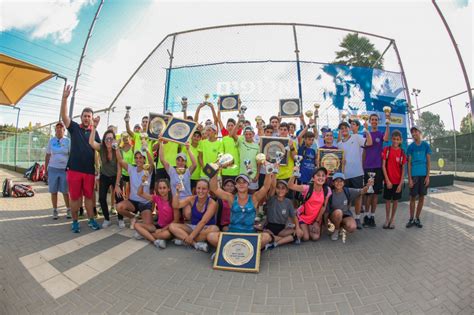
[362,113,389,228]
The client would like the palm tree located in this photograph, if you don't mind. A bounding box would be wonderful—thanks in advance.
[334,33,384,69]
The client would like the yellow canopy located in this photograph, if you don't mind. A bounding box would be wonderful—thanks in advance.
[0,53,54,106]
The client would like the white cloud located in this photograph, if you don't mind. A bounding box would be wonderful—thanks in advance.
[0,0,95,43]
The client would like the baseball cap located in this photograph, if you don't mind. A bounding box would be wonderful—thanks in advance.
[320,126,331,133]
[208,124,218,131]
[333,172,345,181]
[243,126,254,133]
[235,174,250,184]
[223,178,235,186]
[276,180,289,187]
[133,124,141,129]
[176,153,187,161]
[338,121,350,129]
[348,118,361,126]
[410,125,421,133]
[134,150,145,157]
[55,121,64,127]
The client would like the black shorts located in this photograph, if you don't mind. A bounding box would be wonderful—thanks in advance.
[265,222,286,235]
[364,168,383,195]
[155,168,169,181]
[121,175,130,182]
[129,199,152,213]
[345,175,364,189]
[328,208,353,219]
[410,176,428,197]
[383,184,402,201]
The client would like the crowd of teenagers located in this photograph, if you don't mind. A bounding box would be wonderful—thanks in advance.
[47,84,432,252]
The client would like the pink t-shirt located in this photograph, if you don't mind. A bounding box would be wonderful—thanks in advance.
[297,185,331,225]
[152,195,174,228]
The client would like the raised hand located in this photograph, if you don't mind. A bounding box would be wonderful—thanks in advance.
[62,85,72,99]
[93,116,100,128]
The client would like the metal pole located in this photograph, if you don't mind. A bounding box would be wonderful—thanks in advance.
[14,107,20,171]
[391,40,414,129]
[163,35,176,114]
[371,40,393,69]
[432,0,473,125]
[448,98,457,176]
[69,0,105,118]
[292,25,303,106]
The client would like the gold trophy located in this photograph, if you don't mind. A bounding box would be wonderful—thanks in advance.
[255,115,263,128]
[140,133,148,153]
[181,97,188,113]
[256,153,266,164]
[203,93,211,106]
[360,113,370,132]
[383,106,392,125]
[124,106,131,122]
[341,110,349,121]
[203,153,234,178]
[176,167,186,191]
[305,110,315,128]
[238,105,247,124]
[313,103,321,118]
[142,164,150,186]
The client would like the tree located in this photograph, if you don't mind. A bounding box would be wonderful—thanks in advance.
[334,33,384,69]
[416,112,446,142]
[460,114,472,134]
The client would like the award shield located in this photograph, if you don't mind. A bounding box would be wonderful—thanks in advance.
[161,117,197,145]
[218,94,240,112]
[317,149,344,175]
[147,113,170,140]
[213,232,261,273]
[279,98,301,117]
[259,136,289,166]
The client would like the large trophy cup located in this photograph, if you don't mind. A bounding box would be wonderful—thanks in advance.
[142,164,150,186]
[293,155,303,178]
[244,160,253,176]
[124,106,131,123]
[383,106,392,125]
[181,97,188,113]
[238,105,247,124]
[305,110,315,129]
[203,154,234,178]
[176,168,186,191]
[360,113,370,132]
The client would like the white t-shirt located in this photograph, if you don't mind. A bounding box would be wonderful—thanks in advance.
[338,134,366,179]
[46,137,70,169]
[128,165,150,203]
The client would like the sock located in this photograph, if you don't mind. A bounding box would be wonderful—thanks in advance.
[53,208,57,211]
[333,228,339,234]
[355,214,361,219]
[370,213,374,218]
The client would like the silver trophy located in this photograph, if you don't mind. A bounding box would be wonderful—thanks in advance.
[142,164,150,186]
[140,133,148,153]
[314,103,321,118]
[238,105,247,124]
[244,159,253,176]
[181,97,188,113]
[367,172,376,193]
[111,141,118,150]
[124,106,131,122]
[176,168,186,191]
[293,155,303,177]
[203,153,234,178]
[272,151,285,173]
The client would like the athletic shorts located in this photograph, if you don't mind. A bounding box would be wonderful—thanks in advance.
[364,168,383,195]
[410,176,428,197]
[129,199,153,213]
[383,183,402,201]
[66,170,95,200]
[155,168,169,181]
[265,222,286,236]
[345,175,364,189]
[328,208,353,219]
[48,167,68,194]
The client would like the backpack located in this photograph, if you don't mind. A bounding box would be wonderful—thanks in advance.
[2,178,13,197]
[328,187,351,211]
[11,184,35,197]
[24,163,37,180]
[31,163,45,182]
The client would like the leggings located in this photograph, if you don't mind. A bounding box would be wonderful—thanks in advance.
[99,174,123,221]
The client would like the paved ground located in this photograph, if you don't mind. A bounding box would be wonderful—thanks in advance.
[0,168,473,315]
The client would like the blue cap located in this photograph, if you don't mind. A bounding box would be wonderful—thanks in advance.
[332,172,345,180]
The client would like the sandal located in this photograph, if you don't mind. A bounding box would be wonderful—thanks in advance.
[389,224,395,229]
[383,223,389,229]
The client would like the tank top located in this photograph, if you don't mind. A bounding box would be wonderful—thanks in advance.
[229,195,255,233]
[191,196,216,225]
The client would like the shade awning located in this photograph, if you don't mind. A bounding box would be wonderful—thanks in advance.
[0,53,54,106]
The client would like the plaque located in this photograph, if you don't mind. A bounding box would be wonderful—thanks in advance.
[213,232,261,273]
[218,94,240,112]
[317,149,344,175]
[259,136,289,166]
[147,113,170,140]
[161,117,197,145]
[279,98,301,117]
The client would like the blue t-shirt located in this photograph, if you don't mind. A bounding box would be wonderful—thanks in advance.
[66,121,100,175]
[407,141,431,177]
[298,145,316,184]
[46,137,70,170]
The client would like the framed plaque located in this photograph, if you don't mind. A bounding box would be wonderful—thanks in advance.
[259,136,289,166]
[317,149,344,175]
[161,117,197,145]
[218,94,240,112]
[279,98,301,117]
[147,113,170,140]
[213,232,261,273]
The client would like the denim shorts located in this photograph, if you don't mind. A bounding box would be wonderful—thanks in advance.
[48,167,68,194]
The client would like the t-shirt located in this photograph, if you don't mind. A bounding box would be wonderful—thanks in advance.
[167,167,192,198]
[218,199,231,226]
[152,195,174,228]
[382,146,407,184]
[198,139,223,178]
[99,146,118,177]
[221,136,240,176]
[297,185,330,225]
[277,142,297,180]
[266,196,295,225]
[128,165,150,203]
[132,132,155,164]
[364,130,385,169]
[329,188,361,212]
[66,121,100,175]
[46,137,70,170]
[183,144,201,180]
[298,144,316,184]
[338,134,365,179]
[237,136,259,178]
[221,127,242,137]
[121,147,134,176]
[407,141,431,177]
[156,141,179,169]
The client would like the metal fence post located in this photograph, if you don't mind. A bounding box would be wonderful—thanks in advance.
[163,35,176,113]
[448,97,457,176]
[292,25,303,106]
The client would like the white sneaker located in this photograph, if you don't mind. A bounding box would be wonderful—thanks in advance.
[194,242,209,253]
[130,218,136,230]
[102,220,111,228]
[66,209,72,219]
[154,239,166,249]
[173,239,183,246]
[52,209,59,220]
[331,229,339,241]
[118,220,126,229]
[133,231,144,240]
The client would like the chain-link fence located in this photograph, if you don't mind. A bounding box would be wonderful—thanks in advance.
[0,130,51,169]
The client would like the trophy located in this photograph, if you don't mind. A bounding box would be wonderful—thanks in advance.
[341,110,349,122]
[111,140,118,150]
[203,153,234,178]
[383,106,391,125]
[255,115,263,128]
[142,164,150,186]
[181,97,188,113]
[256,153,266,165]
[244,160,253,176]
[293,155,303,178]
[238,105,247,124]
[176,168,186,191]
[360,113,370,132]
[203,93,211,106]
[314,103,321,118]
[140,133,148,153]
[305,110,315,129]
[124,106,131,122]
[268,150,284,173]
[367,172,376,193]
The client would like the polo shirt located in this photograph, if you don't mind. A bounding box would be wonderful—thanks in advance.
[66,121,100,175]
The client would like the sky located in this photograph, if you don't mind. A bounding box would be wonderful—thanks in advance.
[0,0,472,133]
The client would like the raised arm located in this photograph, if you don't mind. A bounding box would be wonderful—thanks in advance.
[158,140,170,171]
[138,176,154,201]
[267,172,277,197]
[288,175,305,193]
[216,109,225,132]
[230,121,241,141]
[383,124,390,142]
[209,103,219,127]
[115,148,128,170]
[194,103,204,122]
[185,142,197,174]
[253,172,274,205]
[363,121,373,147]
[124,111,134,138]
[60,85,72,128]
[172,188,193,209]
[89,120,101,151]
[209,175,234,205]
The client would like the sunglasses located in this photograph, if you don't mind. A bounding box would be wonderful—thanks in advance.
[105,138,114,142]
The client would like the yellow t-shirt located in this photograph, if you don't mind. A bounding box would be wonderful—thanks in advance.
[198,139,223,178]
[221,136,240,176]
[121,147,134,176]
[132,132,155,164]
[277,142,296,180]
[156,141,179,169]
[183,143,201,180]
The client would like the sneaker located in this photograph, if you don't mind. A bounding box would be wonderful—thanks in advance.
[102,220,111,229]
[264,242,277,251]
[369,216,376,228]
[210,252,216,261]
[406,219,415,228]
[362,215,369,227]
[71,221,80,233]
[98,208,103,215]
[355,218,363,230]
[194,242,209,252]
[331,230,340,241]
[66,209,72,219]
[173,239,184,246]
[154,239,166,249]
[294,238,301,245]
[52,209,59,220]
[118,220,126,229]
[111,207,117,215]
[130,218,136,230]
[414,218,423,228]
[88,219,101,230]
[133,231,144,240]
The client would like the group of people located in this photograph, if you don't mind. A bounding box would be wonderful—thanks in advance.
[46,84,432,254]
